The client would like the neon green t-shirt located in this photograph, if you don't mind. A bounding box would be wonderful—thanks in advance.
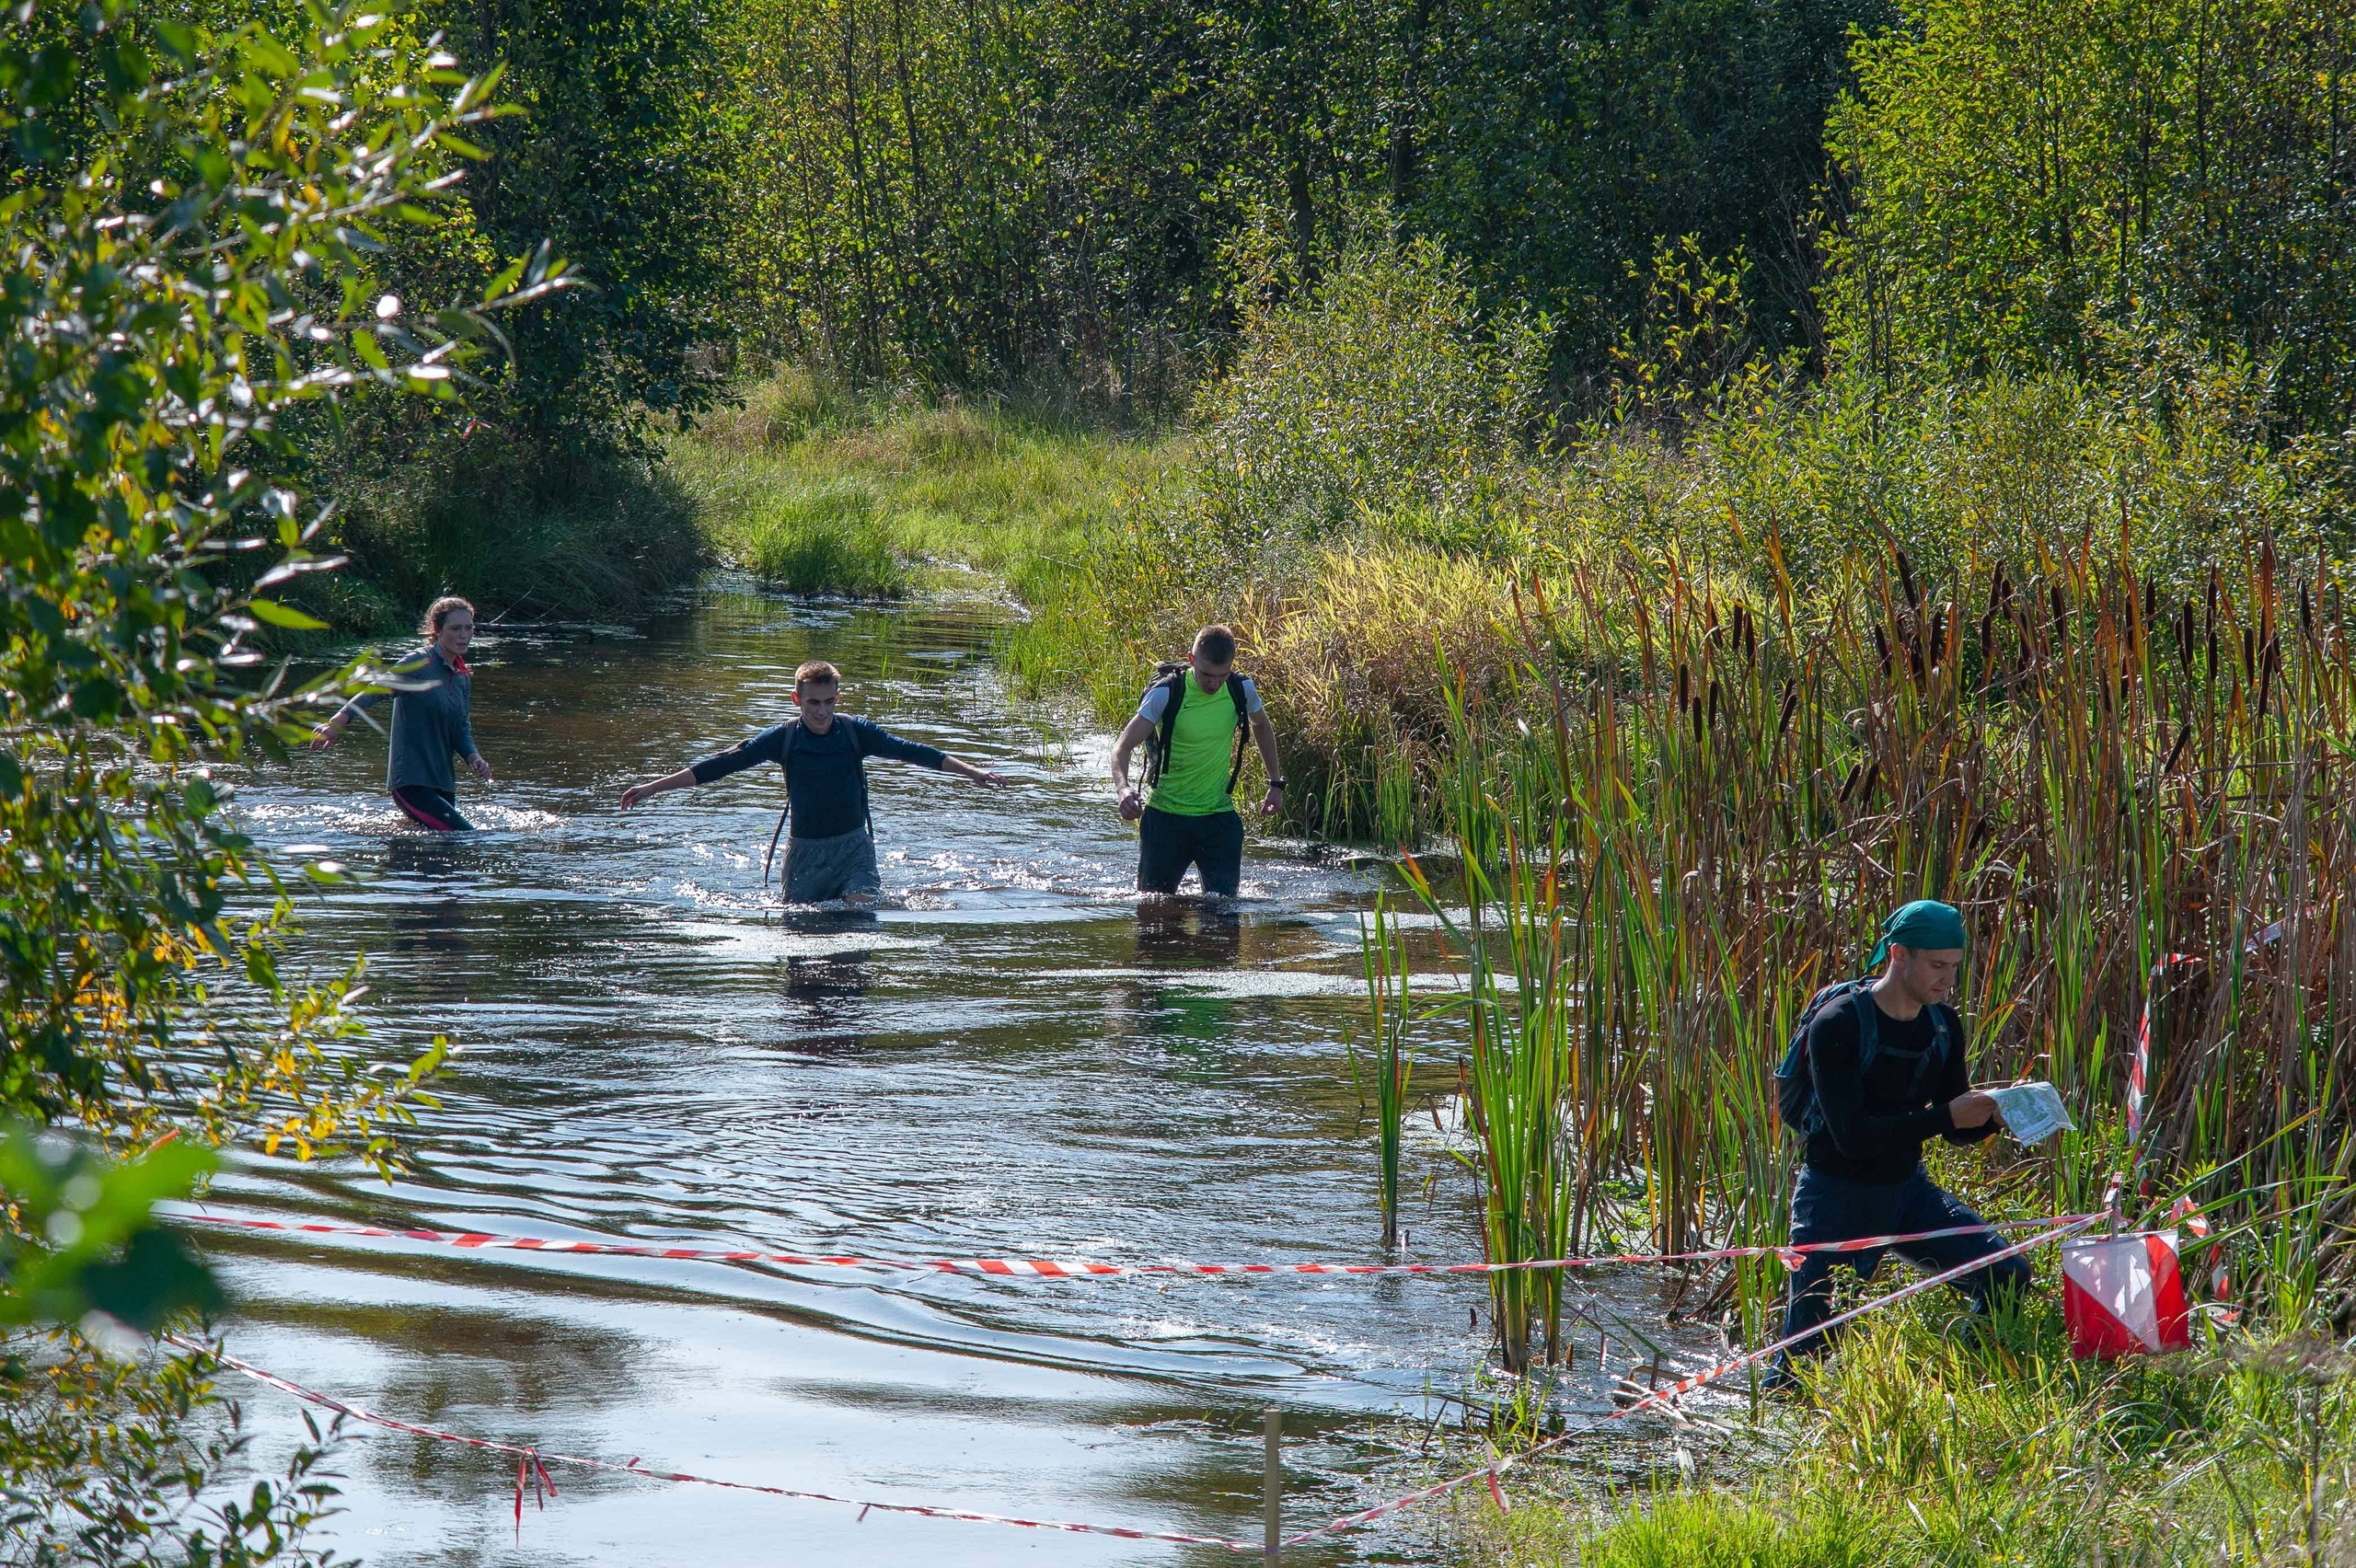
[1139,674,1262,816]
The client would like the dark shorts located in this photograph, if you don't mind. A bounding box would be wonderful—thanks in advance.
[393,785,473,832]
[1138,806,1243,897]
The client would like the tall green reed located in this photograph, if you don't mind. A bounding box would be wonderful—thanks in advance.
[1390,674,1582,1375]
[1359,893,1415,1250]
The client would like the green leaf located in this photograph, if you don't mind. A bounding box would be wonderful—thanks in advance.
[0,1127,223,1332]
[153,20,198,63]
[481,254,525,305]
[246,598,329,630]
[82,1228,226,1332]
[70,678,121,719]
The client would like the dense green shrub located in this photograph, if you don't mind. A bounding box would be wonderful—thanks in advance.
[1623,352,2342,594]
[1193,224,1549,553]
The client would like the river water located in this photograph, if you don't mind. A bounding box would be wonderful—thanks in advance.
[208,579,1715,1566]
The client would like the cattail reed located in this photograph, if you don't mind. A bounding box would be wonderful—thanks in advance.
[1370,543,2353,1362]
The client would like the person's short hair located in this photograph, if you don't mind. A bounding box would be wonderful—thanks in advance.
[1193,625,1238,665]
[793,660,841,694]
[422,594,475,636]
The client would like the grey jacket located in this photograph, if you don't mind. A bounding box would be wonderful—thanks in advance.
[340,647,476,794]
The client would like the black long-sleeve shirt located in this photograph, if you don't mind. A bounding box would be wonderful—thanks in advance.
[688,716,943,840]
[1805,992,1997,1182]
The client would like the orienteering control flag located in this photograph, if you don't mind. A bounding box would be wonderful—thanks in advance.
[2062,1229,2189,1359]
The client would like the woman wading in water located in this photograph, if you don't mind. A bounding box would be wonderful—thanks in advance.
[311,594,494,831]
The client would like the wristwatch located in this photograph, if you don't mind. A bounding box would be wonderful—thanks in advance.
[1267,778,1286,790]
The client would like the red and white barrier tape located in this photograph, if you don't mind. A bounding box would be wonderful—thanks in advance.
[173,1216,2102,1552]
[166,1208,2101,1279]
[166,1334,1263,1551]
[1278,1215,2103,1544]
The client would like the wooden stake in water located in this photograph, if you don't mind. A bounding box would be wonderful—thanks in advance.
[1263,1406,1282,1562]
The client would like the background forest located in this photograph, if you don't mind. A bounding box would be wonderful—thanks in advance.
[249,0,2356,684]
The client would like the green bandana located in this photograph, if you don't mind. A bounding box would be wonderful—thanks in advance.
[1870,899,1967,968]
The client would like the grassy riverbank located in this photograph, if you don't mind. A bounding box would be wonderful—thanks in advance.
[670,372,1180,602]
[1448,1298,2353,1566]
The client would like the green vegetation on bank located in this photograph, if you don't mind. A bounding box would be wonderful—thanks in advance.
[716,221,2347,838]
[667,373,1186,664]
[1452,1303,2353,1566]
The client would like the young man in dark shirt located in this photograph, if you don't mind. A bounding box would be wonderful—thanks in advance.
[1773,899,2023,1382]
[618,660,1004,903]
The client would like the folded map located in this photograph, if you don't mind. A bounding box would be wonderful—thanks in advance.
[1986,1080,2075,1145]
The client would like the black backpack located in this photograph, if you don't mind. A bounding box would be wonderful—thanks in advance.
[1143,663,1253,793]
[1773,978,1954,1136]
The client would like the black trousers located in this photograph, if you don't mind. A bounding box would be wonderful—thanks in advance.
[1777,1164,2030,1367]
[1137,806,1243,896]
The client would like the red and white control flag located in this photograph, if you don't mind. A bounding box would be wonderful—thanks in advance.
[2062,1229,2189,1358]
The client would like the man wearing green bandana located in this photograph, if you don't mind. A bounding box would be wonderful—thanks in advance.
[1770,899,2025,1384]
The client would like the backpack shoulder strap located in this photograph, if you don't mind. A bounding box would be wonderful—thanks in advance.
[1923,1002,1959,1091]
[1849,983,1882,1076]
[1224,671,1254,792]
[837,716,875,836]
[1148,670,1186,786]
[763,720,802,891]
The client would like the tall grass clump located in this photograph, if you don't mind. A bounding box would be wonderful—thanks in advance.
[1374,538,2356,1371]
[1453,1309,2356,1566]
[725,480,907,595]
[1393,659,1585,1374]
[669,365,1183,605]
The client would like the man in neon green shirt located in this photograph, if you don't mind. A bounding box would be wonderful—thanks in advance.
[1110,625,1285,897]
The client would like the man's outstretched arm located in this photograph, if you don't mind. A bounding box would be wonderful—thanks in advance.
[939,754,1008,788]
[620,767,697,810]
[854,718,1007,788]
[622,724,792,810]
